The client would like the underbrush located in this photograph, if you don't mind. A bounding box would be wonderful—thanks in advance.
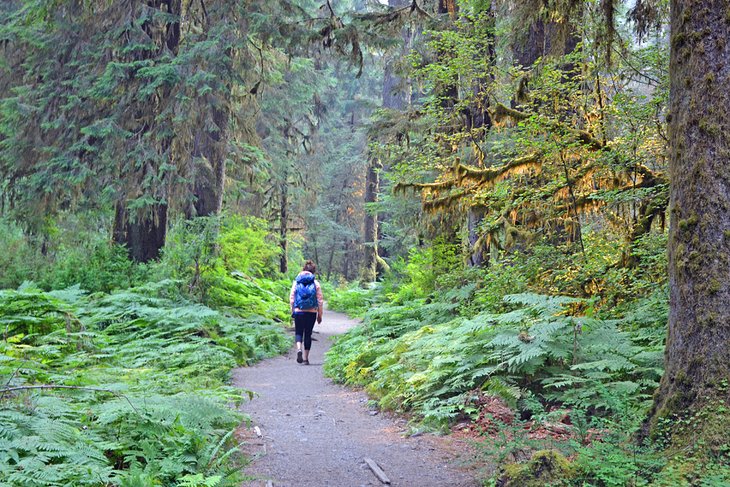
[0,215,292,485]
[325,291,665,429]
[0,216,152,292]
[0,280,290,485]
[326,284,377,318]
[321,237,720,485]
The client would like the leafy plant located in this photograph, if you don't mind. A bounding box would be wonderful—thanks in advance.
[1,271,289,484]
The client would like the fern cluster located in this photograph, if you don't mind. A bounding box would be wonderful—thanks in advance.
[325,291,666,430]
[0,279,290,485]
[327,284,376,318]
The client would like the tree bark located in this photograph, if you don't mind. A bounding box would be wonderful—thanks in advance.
[361,157,381,282]
[113,200,168,263]
[279,174,288,274]
[112,0,180,262]
[646,0,730,450]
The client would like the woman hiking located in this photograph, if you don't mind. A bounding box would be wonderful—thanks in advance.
[289,260,323,365]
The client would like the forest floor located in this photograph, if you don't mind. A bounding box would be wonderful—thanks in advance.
[233,309,482,487]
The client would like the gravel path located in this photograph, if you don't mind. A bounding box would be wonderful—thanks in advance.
[233,309,480,487]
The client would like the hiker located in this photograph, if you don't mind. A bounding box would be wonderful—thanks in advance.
[289,260,324,365]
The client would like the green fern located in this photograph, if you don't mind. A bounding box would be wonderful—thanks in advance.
[0,274,288,485]
[326,291,666,427]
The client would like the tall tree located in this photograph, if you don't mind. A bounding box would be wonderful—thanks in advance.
[111,0,181,263]
[646,0,730,451]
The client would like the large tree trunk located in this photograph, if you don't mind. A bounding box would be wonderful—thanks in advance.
[191,102,227,217]
[113,200,168,263]
[112,0,180,262]
[646,0,730,451]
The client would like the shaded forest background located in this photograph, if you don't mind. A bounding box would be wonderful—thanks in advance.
[1,0,729,485]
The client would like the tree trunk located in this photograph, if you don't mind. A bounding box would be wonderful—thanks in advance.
[279,175,288,274]
[645,0,730,452]
[191,102,227,217]
[467,206,487,267]
[343,239,351,281]
[111,0,180,263]
[361,157,381,283]
[465,3,495,266]
[113,200,168,263]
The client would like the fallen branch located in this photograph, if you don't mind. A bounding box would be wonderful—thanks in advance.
[364,457,391,485]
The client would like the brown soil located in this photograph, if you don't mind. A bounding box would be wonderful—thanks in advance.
[233,309,481,487]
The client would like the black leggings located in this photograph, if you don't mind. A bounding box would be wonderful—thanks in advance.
[294,312,317,350]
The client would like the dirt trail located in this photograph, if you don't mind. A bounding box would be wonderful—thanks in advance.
[233,309,479,487]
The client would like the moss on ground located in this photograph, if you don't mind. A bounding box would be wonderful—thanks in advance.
[497,449,575,487]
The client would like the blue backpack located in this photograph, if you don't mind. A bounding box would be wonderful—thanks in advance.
[294,273,318,310]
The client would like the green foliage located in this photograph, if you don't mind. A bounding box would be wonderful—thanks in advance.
[159,215,290,322]
[218,216,280,278]
[475,407,669,487]
[0,216,150,293]
[326,287,665,430]
[327,284,376,318]
[0,277,289,485]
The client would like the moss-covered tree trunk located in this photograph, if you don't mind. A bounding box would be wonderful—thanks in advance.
[646,0,730,448]
[361,157,380,282]
[113,200,168,263]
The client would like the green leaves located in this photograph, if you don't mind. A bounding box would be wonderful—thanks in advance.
[0,263,289,484]
[326,285,666,430]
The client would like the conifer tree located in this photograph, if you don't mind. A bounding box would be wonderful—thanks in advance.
[646,0,730,454]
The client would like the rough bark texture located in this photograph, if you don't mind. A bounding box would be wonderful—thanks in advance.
[112,0,180,262]
[646,0,730,444]
[361,157,381,283]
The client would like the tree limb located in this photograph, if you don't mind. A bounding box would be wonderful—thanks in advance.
[491,103,605,151]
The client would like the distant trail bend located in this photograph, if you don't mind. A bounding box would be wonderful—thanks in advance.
[233,308,479,487]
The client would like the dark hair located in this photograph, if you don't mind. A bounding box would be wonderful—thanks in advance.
[303,260,316,274]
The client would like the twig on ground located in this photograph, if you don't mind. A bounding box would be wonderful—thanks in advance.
[364,457,391,484]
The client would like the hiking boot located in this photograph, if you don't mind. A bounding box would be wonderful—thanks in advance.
[296,351,303,363]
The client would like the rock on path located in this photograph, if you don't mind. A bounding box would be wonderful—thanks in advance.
[233,309,479,487]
